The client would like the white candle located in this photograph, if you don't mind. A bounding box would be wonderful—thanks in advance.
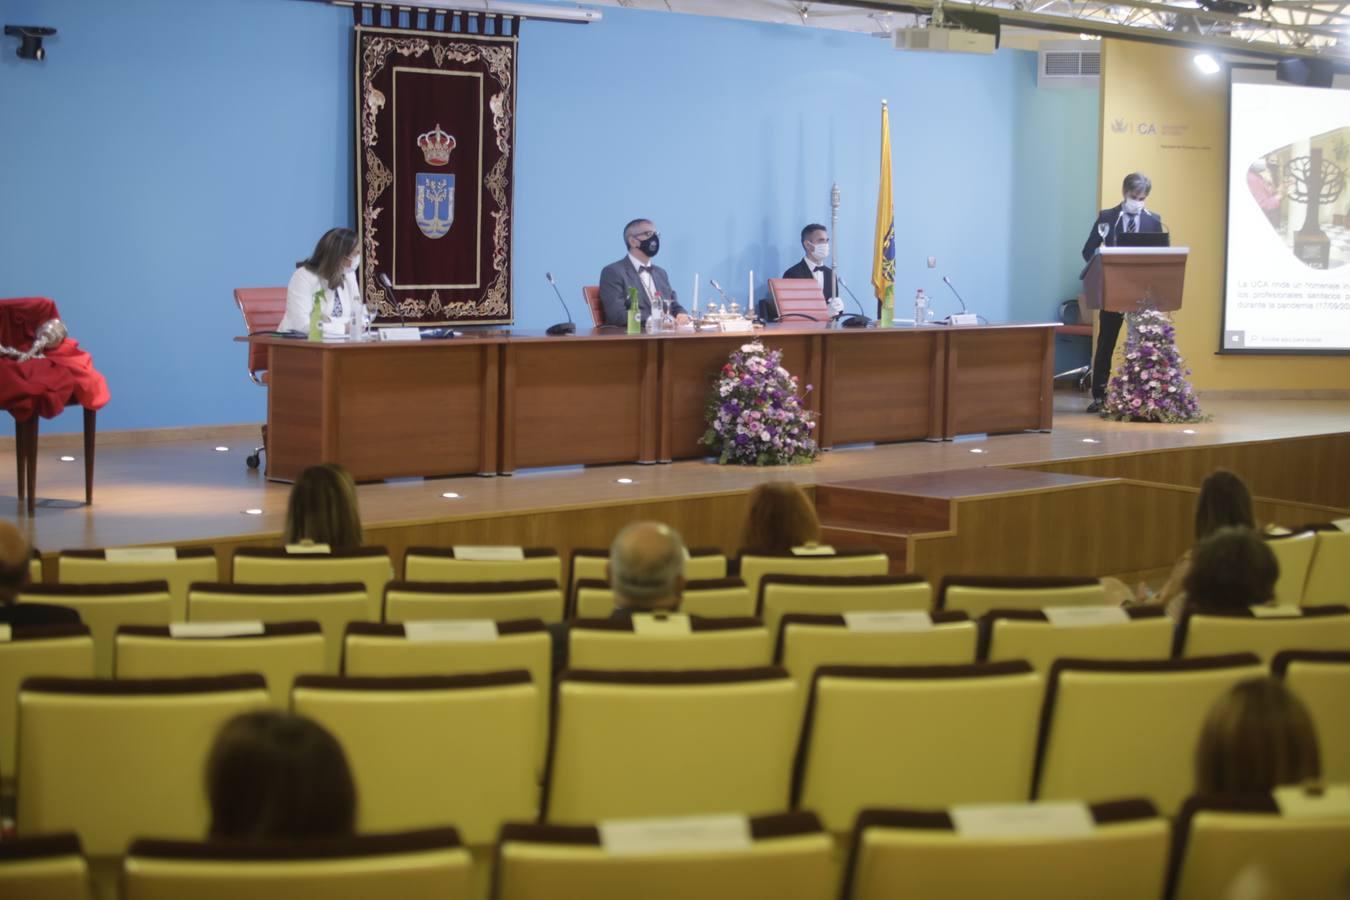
[693,273,699,314]
[748,269,754,308]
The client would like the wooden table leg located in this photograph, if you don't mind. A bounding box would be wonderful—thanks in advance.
[14,416,25,504]
[22,416,37,514]
[83,407,97,504]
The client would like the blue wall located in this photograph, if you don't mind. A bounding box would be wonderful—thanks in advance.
[0,0,1097,432]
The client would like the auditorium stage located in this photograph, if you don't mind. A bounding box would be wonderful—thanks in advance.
[6,393,1349,574]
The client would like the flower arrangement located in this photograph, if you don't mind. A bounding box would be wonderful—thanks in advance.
[1102,310,1206,423]
[700,342,819,465]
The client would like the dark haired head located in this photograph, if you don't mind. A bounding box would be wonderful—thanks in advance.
[207,711,356,840]
[800,224,827,247]
[1195,469,1255,541]
[298,228,358,291]
[740,482,821,556]
[1195,677,1320,795]
[623,218,653,250]
[1183,526,1278,612]
[284,463,363,550]
[1122,172,1152,198]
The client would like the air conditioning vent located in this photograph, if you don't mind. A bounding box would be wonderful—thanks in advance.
[1038,40,1100,88]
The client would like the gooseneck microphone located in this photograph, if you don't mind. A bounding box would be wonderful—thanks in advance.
[544,272,577,336]
[709,278,733,306]
[835,276,873,328]
[941,275,969,314]
[378,272,408,329]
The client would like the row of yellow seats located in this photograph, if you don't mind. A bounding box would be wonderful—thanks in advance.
[5,792,1349,900]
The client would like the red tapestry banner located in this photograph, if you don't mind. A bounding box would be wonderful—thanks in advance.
[356,25,517,325]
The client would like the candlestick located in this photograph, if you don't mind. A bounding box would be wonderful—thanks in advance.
[748,269,754,311]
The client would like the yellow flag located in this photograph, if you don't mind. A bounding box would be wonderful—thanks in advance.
[872,101,896,308]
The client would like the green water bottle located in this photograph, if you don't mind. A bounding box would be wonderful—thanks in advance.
[880,285,895,329]
[308,289,324,341]
[626,286,640,335]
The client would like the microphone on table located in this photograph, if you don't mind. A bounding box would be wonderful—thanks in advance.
[940,275,981,324]
[377,272,407,329]
[835,277,873,328]
[709,278,733,306]
[544,272,576,336]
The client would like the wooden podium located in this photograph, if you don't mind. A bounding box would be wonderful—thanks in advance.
[1082,247,1189,312]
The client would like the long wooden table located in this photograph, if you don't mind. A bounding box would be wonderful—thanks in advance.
[242,323,1056,482]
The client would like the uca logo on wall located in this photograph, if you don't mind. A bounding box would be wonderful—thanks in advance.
[1111,118,1129,134]
[415,124,456,239]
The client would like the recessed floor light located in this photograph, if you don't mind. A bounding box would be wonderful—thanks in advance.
[615,477,635,484]
[441,492,461,499]
[214,446,229,452]
[969,448,985,454]
[243,508,263,516]
[1182,429,1197,434]
[58,455,76,462]
[1081,438,1100,444]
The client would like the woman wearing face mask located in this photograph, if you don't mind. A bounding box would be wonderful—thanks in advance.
[1080,172,1164,413]
[277,227,364,334]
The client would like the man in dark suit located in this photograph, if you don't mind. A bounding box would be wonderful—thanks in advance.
[782,223,839,303]
[0,520,80,626]
[1081,172,1165,413]
[598,218,690,329]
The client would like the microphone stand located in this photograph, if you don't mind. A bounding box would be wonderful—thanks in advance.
[835,277,873,328]
[378,273,408,329]
[544,272,576,336]
[830,182,842,325]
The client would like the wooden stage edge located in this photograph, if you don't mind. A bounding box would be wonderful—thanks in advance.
[6,395,1349,587]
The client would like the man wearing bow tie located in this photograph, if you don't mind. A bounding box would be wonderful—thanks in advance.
[1081,172,1165,413]
[782,224,839,305]
[598,218,690,329]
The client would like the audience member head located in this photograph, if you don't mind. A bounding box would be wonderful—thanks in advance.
[1195,677,1320,795]
[1183,526,1278,612]
[740,482,821,555]
[800,224,829,262]
[298,227,359,291]
[1195,469,1256,541]
[623,218,659,262]
[284,463,363,550]
[608,521,685,611]
[0,520,31,604]
[206,711,356,840]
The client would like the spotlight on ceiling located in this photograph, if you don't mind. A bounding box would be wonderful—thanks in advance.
[3,25,55,61]
[1194,54,1221,76]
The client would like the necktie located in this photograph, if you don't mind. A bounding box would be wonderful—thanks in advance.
[1129,215,1138,234]
[332,287,343,317]
[639,266,653,275]
[813,266,825,273]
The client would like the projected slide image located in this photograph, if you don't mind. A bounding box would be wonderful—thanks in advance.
[1246,128,1350,270]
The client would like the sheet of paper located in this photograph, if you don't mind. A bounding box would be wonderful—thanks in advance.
[1043,606,1129,628]
[169,621,265,638]
[719,319,754,334]
[790,545,836,556]
[452,545,526,561]
[1274,784,1350,819]
[404,620,499,642]
[285,543,331,554]
[951,802,1095,838]
[599,814,752,856]
[381,327,422,342]
[632,613,692,636]
[844,611,933,632]
[105,547,177,563]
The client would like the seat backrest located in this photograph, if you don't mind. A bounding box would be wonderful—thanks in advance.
[1169,792,1350,900]
[981,606,1174,672]
[495,811,836,900]
[234,287,288,377]
[760,575,930,643]
[232,548,393,622]
[384,581,565,625]
[404,546,561,586]
[581,286,604,328]
[741,551,890,602]
[1264,531,1317,607]
[0,833,90,900]
[573,578,750,620]
[1274,650,1350,783]
[568,616,772,670]
[1304,528,1350,605]
[115,621,326,707]
[1178,606,1350,662]
[844,800,1168,900]
[1033,654,1266,815]
[28,552,43,584]
[545,668,798,823]
[292,672,538,845]
[0,625,94,786]
[767,278,830,321]
[59,548,217,622]
[188,583,367,674]
[17,674,271,857]
[19,582,172,677]
[939,576,1105,618]
[569,547,727,601]
[793,662,1043,833]
[123,828,473,900]
[343,620,551,773]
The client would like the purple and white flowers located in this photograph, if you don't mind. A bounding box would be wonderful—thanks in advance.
[1102,310,1206,423]
[701,342,819,465]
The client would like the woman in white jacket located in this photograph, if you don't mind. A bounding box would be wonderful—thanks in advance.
[277,228,363,333]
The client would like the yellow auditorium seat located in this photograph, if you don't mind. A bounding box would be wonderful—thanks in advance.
[573,577,752,619]
[1302,526,1350,605]
[739,549,890,605]
[1263,531,1317,608]
[494,811,835,900]
[0,625,94,787]
[569,546,727,602]
[17,674,270,858]
[231,546,394,622]
[404,546,562,585]
[793,661,1043,833]
[843,799,1168,900]
[545,668,797,824]
[383,580,565,624]
[1169,791,1350,900]
[343,620,551,773]
[19,581,171,677]
[188,583,367,674]
[1178,605,1350,662]
[58,546,216,621]
[293,672,538,845]
[938,576,1105,619]
[0,833,90,900]
[1275,650,1350,782]
[759,575,931,642]
[115,621,326,706]
[122,828,474,900]
[567,615,771,670]
[1033,654,1265,814]
[28,550,43,585]
[980,606,1174,672]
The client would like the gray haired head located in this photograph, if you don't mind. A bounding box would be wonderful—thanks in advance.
[609,521,686,610]
[1122,172,1152,197]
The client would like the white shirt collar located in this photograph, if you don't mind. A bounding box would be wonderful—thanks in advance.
[628,253,652,273]
[804,256,825,272]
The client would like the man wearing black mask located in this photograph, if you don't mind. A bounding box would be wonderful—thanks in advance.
[598,218,690,328]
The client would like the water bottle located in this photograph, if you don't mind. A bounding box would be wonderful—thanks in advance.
[308,290,324,341]
[914,289,929,327]
[645,296,661,334]
[626,286,641,335]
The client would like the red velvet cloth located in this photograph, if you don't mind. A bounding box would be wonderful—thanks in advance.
[0,297,110,421]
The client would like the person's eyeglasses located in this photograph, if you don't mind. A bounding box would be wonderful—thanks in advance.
[632,230,657,241]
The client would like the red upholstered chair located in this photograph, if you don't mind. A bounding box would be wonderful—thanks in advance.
[233,287,287,470]
[0,297,109,514]
[768,278,831,323]
[581,286,604,328]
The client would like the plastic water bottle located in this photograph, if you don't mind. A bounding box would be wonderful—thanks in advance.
[914,289,929,327]
[626,286,641,335]
[308,290,324,341]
